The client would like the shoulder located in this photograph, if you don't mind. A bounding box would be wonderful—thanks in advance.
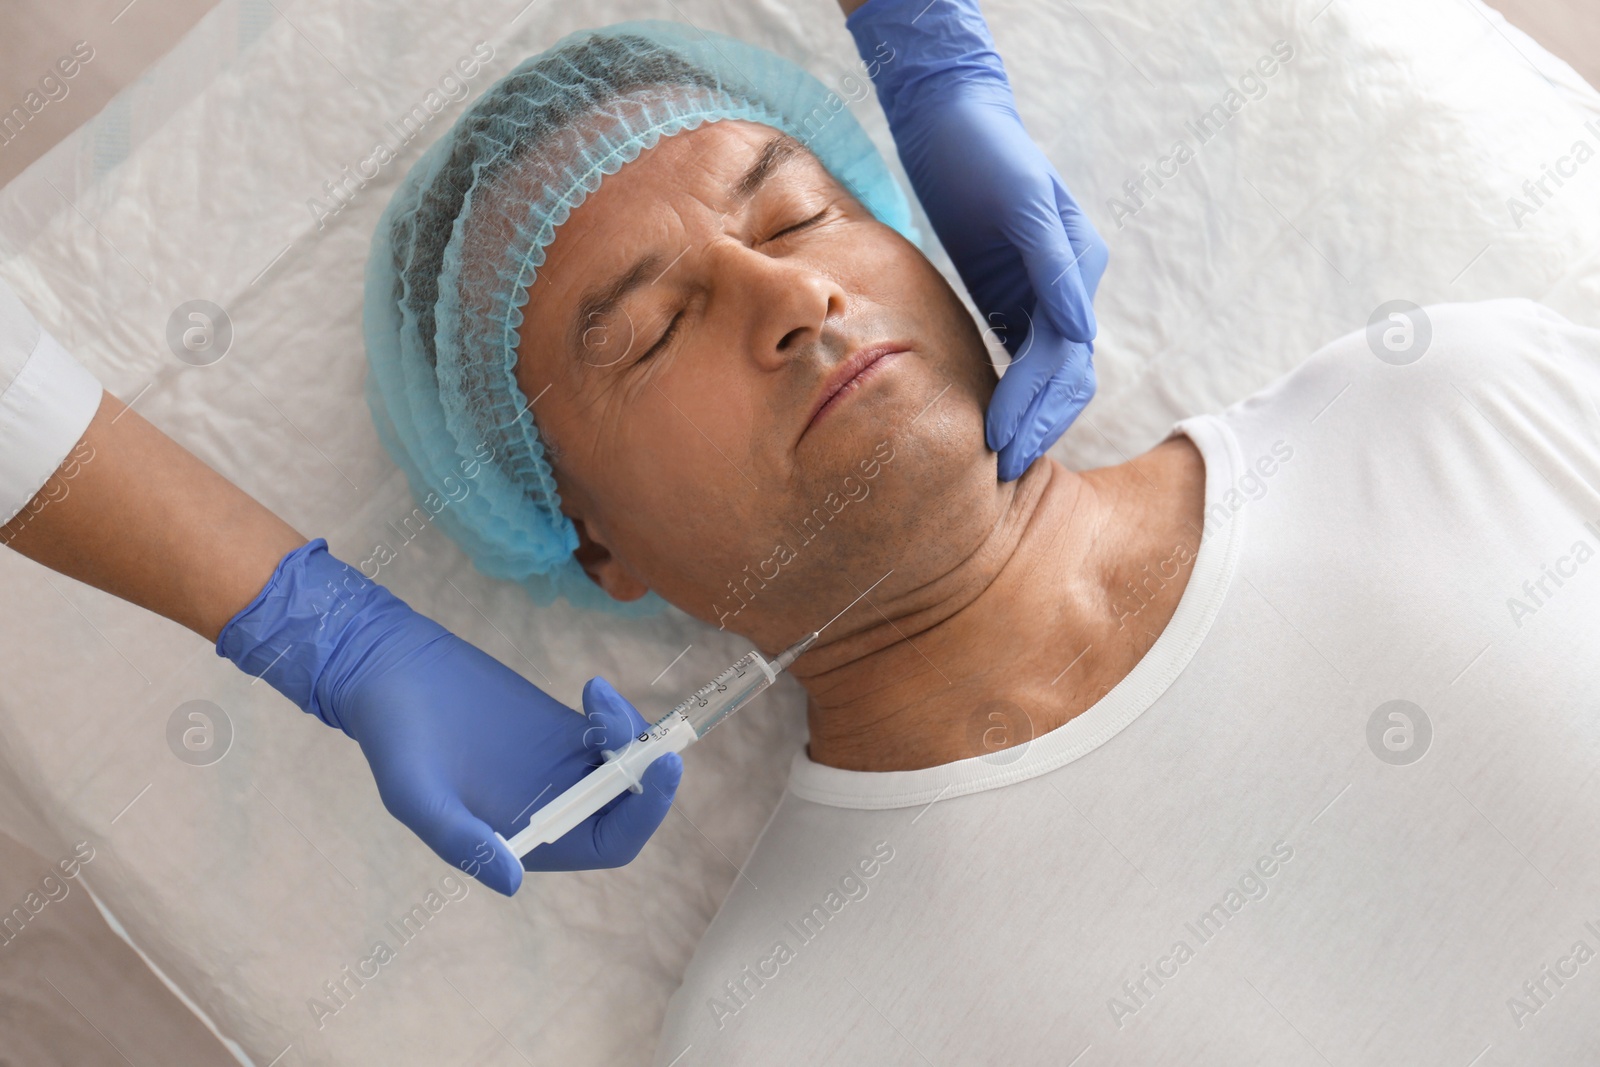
[1223,299,1600,429]
[1351,298,1596,382]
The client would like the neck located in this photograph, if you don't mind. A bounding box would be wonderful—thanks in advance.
[789,436,1206,772]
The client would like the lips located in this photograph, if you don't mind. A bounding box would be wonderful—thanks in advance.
[802,342,908,440]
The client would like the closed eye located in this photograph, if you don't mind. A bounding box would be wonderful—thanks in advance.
[769,207,831,241]
[636,208,831,364]
[640,311,682,362]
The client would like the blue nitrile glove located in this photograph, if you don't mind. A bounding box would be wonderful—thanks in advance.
[215,538,683,895]
[847,0,1109,480]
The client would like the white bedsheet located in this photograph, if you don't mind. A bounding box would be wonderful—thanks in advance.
[0,0,1596,1063]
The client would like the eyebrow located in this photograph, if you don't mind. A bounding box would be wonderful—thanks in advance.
[566,133,806,359]
[567,253,663,361]
[732,133,803,203]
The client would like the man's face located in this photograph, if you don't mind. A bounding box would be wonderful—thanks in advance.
[515,118,997,640]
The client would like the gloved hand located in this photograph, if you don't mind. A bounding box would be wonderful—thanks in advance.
[216,538,682,895]
[846,0,1109,480]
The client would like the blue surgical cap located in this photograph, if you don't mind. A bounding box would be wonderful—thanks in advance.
[363,19,921,614]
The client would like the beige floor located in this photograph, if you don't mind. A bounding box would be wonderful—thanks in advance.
[1,0,1598,1063]
[0,0,219,188]
[1490,0,1600,86]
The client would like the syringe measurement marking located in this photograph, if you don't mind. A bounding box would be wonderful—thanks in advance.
[683,659,750,710]
[630,656,767,755]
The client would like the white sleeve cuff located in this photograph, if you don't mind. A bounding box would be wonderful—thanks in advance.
[0,326,103,526]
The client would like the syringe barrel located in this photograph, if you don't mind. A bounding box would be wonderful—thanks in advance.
[500,711,698,858]
[676,650,777,737]
[501,648,793,860]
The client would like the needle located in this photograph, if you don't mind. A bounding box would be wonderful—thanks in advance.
[817,568,894,636]
[812,566,902,643]
[771,569,896,673]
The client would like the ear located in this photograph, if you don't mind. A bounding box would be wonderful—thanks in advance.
[569,515,651,602]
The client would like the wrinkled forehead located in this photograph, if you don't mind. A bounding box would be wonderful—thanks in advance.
[541,119,821,273]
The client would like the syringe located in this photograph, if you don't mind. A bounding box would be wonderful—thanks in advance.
[500,630,819,859]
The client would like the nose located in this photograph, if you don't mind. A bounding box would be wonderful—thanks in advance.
[712,240,848,371]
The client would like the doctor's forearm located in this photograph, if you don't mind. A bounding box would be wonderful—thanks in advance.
[0,390,306,642]
[837,0,870,13]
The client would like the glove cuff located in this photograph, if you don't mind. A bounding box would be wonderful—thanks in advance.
[215,538,392,734]
[846,0,1012,123]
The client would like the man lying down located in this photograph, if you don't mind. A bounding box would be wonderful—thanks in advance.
[365,20,1600,1067]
